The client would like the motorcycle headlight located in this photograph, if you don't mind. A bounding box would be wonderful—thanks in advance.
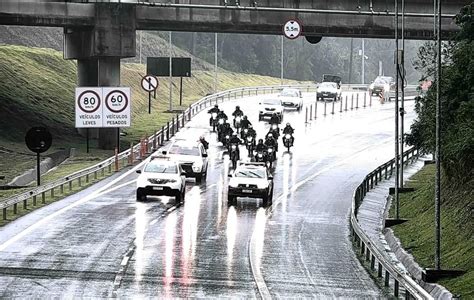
[244,129,248,133]
[231,145,237,150]
[212,112,217,118]
[258,153,263,158]
[226,135,230,139]
[219,119,224,124]
[285,134,291,139]
[247,136,253,141]
[369,84,374,90]
[268,148,273,153]
[272,124,277,129]
[236,116,241,121]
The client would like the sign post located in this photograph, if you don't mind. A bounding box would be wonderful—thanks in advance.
[25,127,52,186]
[141,75,159,114]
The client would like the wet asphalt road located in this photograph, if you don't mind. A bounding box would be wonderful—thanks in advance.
[0,92,416,298]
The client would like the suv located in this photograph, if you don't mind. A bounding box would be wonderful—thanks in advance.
[369,76,395,96]
[136,157,186,203]
[279,88,303,111]
[258,98,283,121]
[163,140,208,183]
[227,162,274,207]
[317,82,341,101]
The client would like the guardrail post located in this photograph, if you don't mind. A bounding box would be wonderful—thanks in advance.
[369,93,372,106]
[309,104,313,120]
[153,131,157,151]
[370,254,375,270]
[69,181,72,191]
[378,263,383,278]
[331,99,335,114]
[305,107,308,123]
[323,98,327,116]
[384,270,390,287]
[51,187,55,198]
[23,199,27,209]
[363,93,367,107]
[86,174,89,184]
[345,95,348,111]
[314,100,317,118]
[41,192,45,204]
[78,177,82,187]
[2,208,6,220]
[166,122,170,141]
[356,93,359,109]
[351,94,354,110]
[394,280,399,297]
[13,203,17,215]
[340,96,343,113]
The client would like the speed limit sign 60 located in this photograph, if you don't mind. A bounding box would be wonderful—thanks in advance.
[105,90,128,113]
[103,87,131,127]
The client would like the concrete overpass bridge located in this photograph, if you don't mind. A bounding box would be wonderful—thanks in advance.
[0,0,468,148]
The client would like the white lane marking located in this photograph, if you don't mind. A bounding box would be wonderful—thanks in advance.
[149,219,158,226]
[0,160,149,252]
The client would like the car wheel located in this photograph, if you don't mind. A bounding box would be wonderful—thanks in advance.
[228,195,236,205]
[258,115,263,121]
[195,174,202,184]
[181,190,185,204]
[136,189,146,202]
[175,191,182,204]
[262,195,270,207]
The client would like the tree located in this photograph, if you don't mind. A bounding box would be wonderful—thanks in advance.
[406,3,474,184]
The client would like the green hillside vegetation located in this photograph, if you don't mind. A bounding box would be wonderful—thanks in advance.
[0,45,296,195]
[389,165,473,297]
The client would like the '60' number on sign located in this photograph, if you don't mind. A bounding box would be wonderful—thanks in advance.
[106,90,128,113]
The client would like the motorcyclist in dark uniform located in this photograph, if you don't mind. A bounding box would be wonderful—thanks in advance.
[199,136,209,150]
[282,123,295,146]
[217,110,228,122]
[232,106,244,118]
[208,104,220,126]
[240,115,252,129]
[246,124,257,140]
[265,133,278,149]
[269,112,281,125]
[255,139,266,152]
[228,132,241,160]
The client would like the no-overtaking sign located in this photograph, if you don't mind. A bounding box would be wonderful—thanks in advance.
[75,87,131,128]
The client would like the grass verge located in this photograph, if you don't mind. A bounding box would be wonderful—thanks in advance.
[389,165,473,297]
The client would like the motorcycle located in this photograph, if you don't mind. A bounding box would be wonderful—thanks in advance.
[222,134,231,148]
[216,119,226,142]
[241,127,249,140]
[282,133,294,152]
[245,135,255,156]
[266,146,276,168]
[233,116,242,132]
[229,143,240,169]
[210,112,218,132]
[269,124,280,139]
[255,150,267,164]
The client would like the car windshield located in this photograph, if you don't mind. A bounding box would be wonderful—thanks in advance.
[262,99,281,105]
[374,77,392,84]
[319,82,337,89]
[144,162,178,174]
[169,145,200,156]
[280,89,298,97]
[235,168,266,179]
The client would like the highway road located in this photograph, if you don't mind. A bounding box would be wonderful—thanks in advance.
[0,92,416,298]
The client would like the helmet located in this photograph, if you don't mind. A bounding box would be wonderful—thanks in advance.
[243,116,248,120]
[258,139,263,144]
[236,105,240,110]
[214,104,218,108]
[267,133,273,139]
[286,123,291,127]
[232,132,238,136]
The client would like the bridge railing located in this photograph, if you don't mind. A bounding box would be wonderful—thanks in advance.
[1,83,416,221]
[349,147,433,300]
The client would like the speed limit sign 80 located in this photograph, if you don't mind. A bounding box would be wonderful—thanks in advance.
[75,87,103,128]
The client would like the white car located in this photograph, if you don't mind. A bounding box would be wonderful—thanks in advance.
[136,157,186,203]
[227,162,274,207]
[279,88,303,111]
[258,98,283,121]
[317,82,342,101]
[162,140,209,183]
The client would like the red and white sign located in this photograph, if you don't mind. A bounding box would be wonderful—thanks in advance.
[141,75,159,92]
[75,87,103,128]
[103,87,131,128]
[283,19,302,40]
[75,87,131,128]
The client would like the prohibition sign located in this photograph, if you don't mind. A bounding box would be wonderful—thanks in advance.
[283,19,302,40]
[77,90,101,113]
[141,75,158,92]
[105,90,129,113]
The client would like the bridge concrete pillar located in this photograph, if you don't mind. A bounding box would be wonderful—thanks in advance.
[64,4,136,150]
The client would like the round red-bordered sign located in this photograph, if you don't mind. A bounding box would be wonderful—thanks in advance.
[141,75,159,92]
[105,90,129,113]
[282,19,303,40]
[77,90,101,113]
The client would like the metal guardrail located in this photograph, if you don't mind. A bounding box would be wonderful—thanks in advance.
[349,148,434,300]
[1,83,417,221]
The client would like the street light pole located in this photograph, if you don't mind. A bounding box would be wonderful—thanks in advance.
[435,0,442,272]
[400,0,406,188]
[214,32,218,93]
[169,31,173,112]
[280,35,284,85]
[361,39,365,84]
[394,0,400,219]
